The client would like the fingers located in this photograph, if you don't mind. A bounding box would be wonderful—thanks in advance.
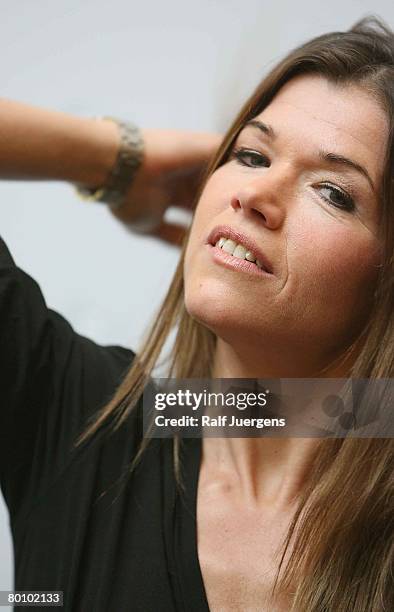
[150,220,188,247]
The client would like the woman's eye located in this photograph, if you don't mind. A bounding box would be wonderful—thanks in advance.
[229,149,356,214]
[317,183,355,213]
[232,147,270,168]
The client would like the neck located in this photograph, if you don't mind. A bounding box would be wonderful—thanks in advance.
[201,436,321,508]
[203,337,355,508]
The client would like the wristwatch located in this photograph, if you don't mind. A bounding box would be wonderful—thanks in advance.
[75,117,144,209]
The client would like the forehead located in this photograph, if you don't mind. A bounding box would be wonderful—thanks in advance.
[251,75,388,181]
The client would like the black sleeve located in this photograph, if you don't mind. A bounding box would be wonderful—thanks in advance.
[0,235,134,520]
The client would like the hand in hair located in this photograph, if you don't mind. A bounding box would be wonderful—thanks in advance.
[110,129,221,246]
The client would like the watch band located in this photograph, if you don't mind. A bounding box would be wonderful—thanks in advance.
[76,118,144,209]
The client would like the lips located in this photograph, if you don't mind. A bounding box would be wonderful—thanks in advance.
[206,224,274,275]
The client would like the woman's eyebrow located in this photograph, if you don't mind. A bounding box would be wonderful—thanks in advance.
[242,121,375,193]
[319,150,375,193]
[244,119,276,139]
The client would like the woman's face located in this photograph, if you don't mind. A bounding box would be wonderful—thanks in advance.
[183,75,388,375]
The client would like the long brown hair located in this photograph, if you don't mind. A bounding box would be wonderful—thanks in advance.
[76,17,394,611]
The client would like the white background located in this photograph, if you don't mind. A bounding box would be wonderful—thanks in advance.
[1,0,393,605]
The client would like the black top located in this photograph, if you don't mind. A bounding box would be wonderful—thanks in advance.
[0,236,209,612]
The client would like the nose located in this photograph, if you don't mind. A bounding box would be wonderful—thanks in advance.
[230,169,289,230]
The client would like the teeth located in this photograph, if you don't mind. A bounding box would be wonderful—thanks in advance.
[214,236,262,267]
[233,244,247,260]
[245,251,256,262]
[221,238,237,255]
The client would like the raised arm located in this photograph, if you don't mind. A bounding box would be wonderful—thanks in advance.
[0,97,119,186]
[0,98,219,518]
[0,98,221,244]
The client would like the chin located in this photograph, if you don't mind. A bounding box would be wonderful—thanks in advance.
[184,284,248,340]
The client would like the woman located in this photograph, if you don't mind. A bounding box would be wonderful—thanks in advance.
[0,16,393,612]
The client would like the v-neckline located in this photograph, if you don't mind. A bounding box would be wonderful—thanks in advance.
[172,437,210,612]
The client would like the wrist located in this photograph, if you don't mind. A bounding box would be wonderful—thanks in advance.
[75,118,145,209]
[74,117,120,189]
